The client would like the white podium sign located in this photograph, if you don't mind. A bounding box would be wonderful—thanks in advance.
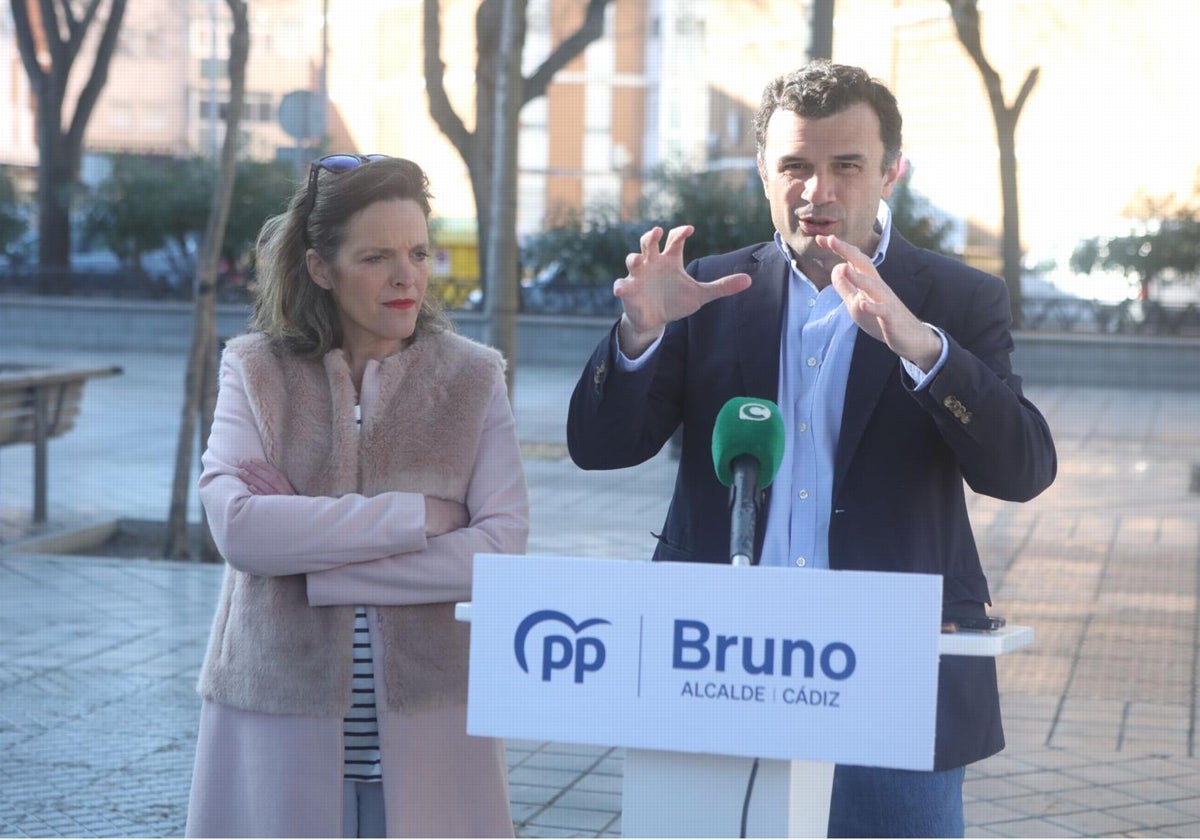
[467,555,942,770]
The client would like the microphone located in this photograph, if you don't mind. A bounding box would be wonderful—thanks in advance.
[711,397,785,566]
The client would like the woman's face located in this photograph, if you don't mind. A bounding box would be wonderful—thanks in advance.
[307,198,430,360]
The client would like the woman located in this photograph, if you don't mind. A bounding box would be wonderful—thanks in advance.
[185,155,528,838]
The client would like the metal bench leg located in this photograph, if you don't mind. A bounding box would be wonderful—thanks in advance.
[33,386,47,524]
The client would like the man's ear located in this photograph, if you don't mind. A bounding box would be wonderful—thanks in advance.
[880,154,905,200]
[306,249,332,290]
[757,155,769,197]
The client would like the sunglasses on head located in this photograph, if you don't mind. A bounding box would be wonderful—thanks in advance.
[303,153,391,237]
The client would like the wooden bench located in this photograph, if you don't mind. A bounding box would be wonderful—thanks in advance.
[0,364,123,523]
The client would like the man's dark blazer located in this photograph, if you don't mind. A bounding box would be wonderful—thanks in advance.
[566,231,1057,770]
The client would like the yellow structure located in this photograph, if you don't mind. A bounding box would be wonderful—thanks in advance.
[429,219,481,309]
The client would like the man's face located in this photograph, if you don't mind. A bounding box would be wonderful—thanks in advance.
[758,102,901,284]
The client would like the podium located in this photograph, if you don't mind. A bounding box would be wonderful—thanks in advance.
[458,555,1032,838]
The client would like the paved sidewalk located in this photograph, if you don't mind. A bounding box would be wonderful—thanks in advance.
[1,345,1199,837]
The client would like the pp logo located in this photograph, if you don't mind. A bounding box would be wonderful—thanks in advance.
[738,402,773,421]
[514,610,610,683]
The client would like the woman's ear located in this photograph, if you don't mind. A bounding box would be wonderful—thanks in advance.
[306,248,333,290]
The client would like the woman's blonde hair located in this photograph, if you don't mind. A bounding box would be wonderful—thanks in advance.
[250,156,453,356]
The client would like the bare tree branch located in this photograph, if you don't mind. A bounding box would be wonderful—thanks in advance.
[69,0,104,44]
[422,0,473,157]
[66,0,126,157]
[1011,66,1040,120]
[37,0,69,74]
[523,0,607,102]
[10,1,48,86]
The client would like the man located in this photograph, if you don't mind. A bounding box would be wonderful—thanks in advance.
[566,61,1057,837]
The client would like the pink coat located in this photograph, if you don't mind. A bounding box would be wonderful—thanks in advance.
[185,332,529,837]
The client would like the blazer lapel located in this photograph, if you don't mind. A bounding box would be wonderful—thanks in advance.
[833,234,932,495]
[737,244,789,400]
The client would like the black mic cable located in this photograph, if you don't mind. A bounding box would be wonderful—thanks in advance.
[739,757,760,838]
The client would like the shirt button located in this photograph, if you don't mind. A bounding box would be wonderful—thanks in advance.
[797,422,808,433]
[808,298,816,308]
[795,556,807,567]
[798,489,809,500]
[807,357,818,367]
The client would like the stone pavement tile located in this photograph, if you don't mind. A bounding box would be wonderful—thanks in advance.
[1162,797,1200,823]
[997,654,1073,696]
[963,799,1029,827]
[965,751,1036,779]
[994,767,1093,794]
[571,770,623,795]
[1044,807,1142,836]
[1104,803,1200,834]
[1120,735,1189,756]
[593,755,623,776]
[508,784,562,807]
[998,692,1061,718]
[540,742,612,758]
[517,826,601,838]
[963,776,1033,800]
[523,805,617,832]
[508,765,588,789]
[1109,777,1200,807]
[511,802,543,824]
[554,789,622,813]
[519,750,606,773]
[984,790,1093,819]
[971,816,1077,838]
[1115,755,1200,783]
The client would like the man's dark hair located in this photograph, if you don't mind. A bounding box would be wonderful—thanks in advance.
[753,61,903,172]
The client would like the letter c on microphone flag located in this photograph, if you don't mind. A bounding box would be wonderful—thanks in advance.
[711,397,786,487]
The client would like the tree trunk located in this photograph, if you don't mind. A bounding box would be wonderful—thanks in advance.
[809,0,836,61]
[996,116,1023,329]
[482,0,524,398]
[10,0,128,277]
[166,0,250,560]
[422,0,611,389]
[945,0,1038,331]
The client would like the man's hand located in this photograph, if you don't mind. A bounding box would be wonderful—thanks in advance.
[817,234,941,371]
[614,225,752,358]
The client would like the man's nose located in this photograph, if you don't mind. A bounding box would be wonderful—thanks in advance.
[803,172,835,206]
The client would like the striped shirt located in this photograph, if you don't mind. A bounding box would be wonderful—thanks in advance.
[343,401,383,783]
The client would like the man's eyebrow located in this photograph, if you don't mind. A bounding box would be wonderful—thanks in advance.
[776,152,869,164]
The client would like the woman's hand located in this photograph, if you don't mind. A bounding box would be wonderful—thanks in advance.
[238,459,297,496]
[424,496,469,537]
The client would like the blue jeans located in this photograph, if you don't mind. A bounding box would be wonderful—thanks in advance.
[827,765,966,838]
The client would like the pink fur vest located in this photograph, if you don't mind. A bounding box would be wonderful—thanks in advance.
[198,329,504,717]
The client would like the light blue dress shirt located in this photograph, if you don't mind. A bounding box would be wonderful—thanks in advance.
[762,202,948,568]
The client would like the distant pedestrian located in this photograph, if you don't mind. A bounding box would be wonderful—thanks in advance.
[185,154,528,837]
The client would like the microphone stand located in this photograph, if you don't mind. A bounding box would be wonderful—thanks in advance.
[729,454,761,567]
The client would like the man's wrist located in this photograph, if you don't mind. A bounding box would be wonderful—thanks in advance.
[617,316,664,360]
[907,325,943,373]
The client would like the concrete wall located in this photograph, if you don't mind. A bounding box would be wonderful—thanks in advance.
[2,294,1197,390]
